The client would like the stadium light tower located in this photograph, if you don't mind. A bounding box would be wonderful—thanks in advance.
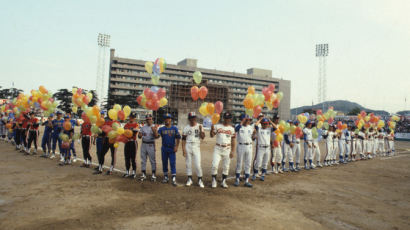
[96,33,111,106]
[315,44,329,105]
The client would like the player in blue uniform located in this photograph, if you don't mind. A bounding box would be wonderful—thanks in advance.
[51,111,64,159]
[67,112,79,162]
[41,114,54,158]
[158,113,181,186]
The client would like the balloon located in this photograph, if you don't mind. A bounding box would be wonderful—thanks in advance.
[113,104,121,112]
[199,103,208,116]
[151,99,160,111]
[360,111,366,118]
[316,110,322,116]
[157,88,166,99]
[123,105,131,117]
[337,121,343,130]
[72,106,78,113]
[211,113,220,124]
[247,86,255,95]
[159,97,168,107]
[117,127,124,135]
[102,125,112,134]
[273,99,280,108]
[215,101,223,114]
[108,109,118,120]
[113,142,119,148]
[255,94,265,106]
[317,121,323,129]
[268,83,276,92]
[392,115,400,122]
[151,86,159,93]
[145,61,153,74]
[61,142,70,149]
[206,103,215,115]
[191,86,199,101]
[243,98,254,109]
[60,134,69,142]
[108,130,118,140]
[112,122,120,131]
[89,115,97,124]
[39,86,48,94]
[245,108,253,117]
[342,124,347,130]
[144,88,151,97]
[118,110,125,121]
[72,87,78,94]
[151,74,160,85]
[87,92,93,101]
[124,129,133,138]
[277,91,283,101]
[276,133,283,142]
[253,105,262,118]
[328,117,334,124]
[312,127,318,139]
[193,71,202,84]
[323,122,329,130]
[273,140,279,147]
[137,95,143,105]
[63,121,72,131]
[198,86,208,100]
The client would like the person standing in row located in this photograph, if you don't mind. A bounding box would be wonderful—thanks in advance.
[158,113,181,186]
[323,125,334,166]
[303,121,314,169]
[80,117,93,167]
[210,112,236,189]
[94,111,106,174]
[138,114,158,182]
[59,115,74,166]
[68,113,79,162]
[26,112,39,155]
[182,112,205,188]
[234,114,254,187]
[292,121,302,171]
[253,118,274,180]
[123,113,139,178]
[103,117,119,175]
[51,111,64,159]
[41,114,54,158]
[20,113,29,153]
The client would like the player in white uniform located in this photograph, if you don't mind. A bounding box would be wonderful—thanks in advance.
[357,128,366,160]
[377,129,386,156]
[210,112,236,189]
[387,131,395,156]
[252,118,274,181]
[234,114,255,187]
[350,126,357,161]
[338,127,346,163]
[344,127,352,162]
[182,112,205,188]
[292,121,302,171]
[303,121,314,169]
[282,120,295,172]
[323,125,334,166]
[312,121,322,168]
[138,114,159,182]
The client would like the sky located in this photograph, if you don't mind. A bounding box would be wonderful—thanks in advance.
[0,0,409,113]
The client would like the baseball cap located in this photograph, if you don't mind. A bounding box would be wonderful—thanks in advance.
[293,121,299,125]
[164,113,172,119]
[56,111,62,115]
[223,112,232,119]
[100,111,105,115]
[273,114,280,120]
[240,114,250,120]
[64,115,69,119]
[129,112,136,118]
[188,112,196,119]
[287,120,293,123]
[258,113,264,118]
[146,114,153,120]
[261,118,269,123]
[306,120,312,125]
[49,113,54,117]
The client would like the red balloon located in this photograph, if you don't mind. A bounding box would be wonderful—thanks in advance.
[268,83,275,92]
[328,117,334,124]
[147,91,155,100]
[273,99,280,108]
[136,95,143,105]
[146,100,153,109]
[253,105,262,118]
[337,121,343,130]
[61,142,70,149]
[82,96,90,105]
[191,86,199,101]
[273,140,279,147]
[116,135,128,143]
[198,86,208,100]
[118,110,125,121]
[151,93,158,102]
[157,88,166,99]
[215,101,223,114]
[144,88,151,97]
[151,100,160,111]
[102,125,112,134]
[316,109,322,115]
[77,88,83,94]
[360,110,366,118]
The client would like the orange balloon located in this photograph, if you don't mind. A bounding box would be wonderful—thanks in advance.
[247,86,255,95]
[198,86,208,100]
[63,121,72,131]
[39,85,48,94]
[124,129,133,138]
[96,117,105,127]
[211,113,220,124]
[92,105,100,116]
[191,86,199,101]
[206,103,215,115]
[243,98,254,109]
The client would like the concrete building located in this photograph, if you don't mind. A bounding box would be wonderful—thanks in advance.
[108,49,291,127]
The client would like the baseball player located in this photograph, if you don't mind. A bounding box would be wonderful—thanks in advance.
[20,113,29,153]
[182,112,205,188]
[387,131,395,156]
[0,114,5,142]
[253,117,274,180]
[122,112,139,178]
[26,112,39,155]
[234,114,255,187]
[377,129,386,156]
[338,126,346,163]
[303,120,314,169]
[95,116,119,175]
[210,112,236,189]
[40,114,54,158]
[158,113,181,186]
[344,127,351,163]
[67,113,79,162]
[93,111,106,173]
[357,128,366,159]
[332,126,339,165]
[350,126,357,161]
[312,122,322,168]
[282,120,295,172]
[80,117,93,167]
[292,121,302,171]
[138,114,159,182]
[51,111,64,160]
[322,125,334,166]
[59,115,74,166]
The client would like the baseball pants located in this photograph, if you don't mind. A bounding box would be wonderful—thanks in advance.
[351,140,357,157]
[27,130,38,150]
[51,133,62,153]
[345,141,351,158]
[161,147,176,175]
[388,141,395,153]
[124,141,137,171]
[293,142,301,164]
[332,142,338,160]
[102,138,116,166]
[324,142,332,161]
[272,146,282,163]
[41,132,52,153]
[211,146,231,176]
[21,130,27,148]
[282,144,293,163]
[253,146,270,173]
[338,140,345,159]
[312,142,320,162]
[81,135,92,162]
[185,142,202,177]
[377,140,385,154]
[304,141,313,161]
[141,143,156,173]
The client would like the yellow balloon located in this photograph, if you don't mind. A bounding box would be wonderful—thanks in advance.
[87,92,93,101]
[151,75,160,85]
[211,113,220,124]
[113,104,121,112]
[114,142,119,148]
[72,87,77,94]
[199,104,208,116]
[72,106,78,113]
[159,97,168,107]
[108,109,118,120]
[145,61,153,74]
[117,127,124,135]
[123,105,131,117]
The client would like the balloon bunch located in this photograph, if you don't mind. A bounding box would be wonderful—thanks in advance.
[29,86,57,116]
[387,115,400,133]
[108,104,132,121]
[145,58,166,85]
[81,105,104,134]
[243,84,284,118]
[71,87,93,113]
[354,111,384,131]
[198,101,224,124]
[136,87,168,111]
[190,85,208,101]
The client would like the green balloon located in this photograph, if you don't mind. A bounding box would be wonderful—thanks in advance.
[193,71,202,85]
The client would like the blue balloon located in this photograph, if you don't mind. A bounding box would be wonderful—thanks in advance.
[153,64,160,75]
[304,112,309,117]
[34,102,40,108]
[151,86,159,93]
[203,117,212,128]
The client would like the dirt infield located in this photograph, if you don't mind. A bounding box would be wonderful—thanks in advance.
[1,140,410,230]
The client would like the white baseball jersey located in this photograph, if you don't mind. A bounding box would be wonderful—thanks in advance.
[255,126,273,146]
[323,130,334,143]
[303,128,313,142]
[183,123,202,143]
[214,124,235,145]
[235,124,254,144]
[140,125,156,142]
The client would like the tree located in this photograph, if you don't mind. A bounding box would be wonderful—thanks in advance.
[347,107,361,115]
[0,88,24,99]
[105,90,139,110]
[53,89,72,113]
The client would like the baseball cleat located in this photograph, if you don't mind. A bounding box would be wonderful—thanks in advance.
[106,170,113,175]
[198,180,205,188]
[260,175,265,181]
[317,162,323,168]
[50,154,56,159]
[251,174,256,181]
[244,182,253,188]
[140,174,147,181]
[211,179,217,188]
[151,175,157,182]
[122,173,130,178]
[221,180,228,189]
[186,178,193,187]
[278,167,283,173]
[234,179,240,187]
[72,157,77,163]
[171,177,177,187]
[162,177,169,184]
